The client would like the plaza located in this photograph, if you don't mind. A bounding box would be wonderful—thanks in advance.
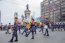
[0,29,65,43]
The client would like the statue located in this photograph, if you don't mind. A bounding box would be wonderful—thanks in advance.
[26,4,29,9]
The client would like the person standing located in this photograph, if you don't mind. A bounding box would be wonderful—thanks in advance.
[6,23,12,34]
[63,23,65,31]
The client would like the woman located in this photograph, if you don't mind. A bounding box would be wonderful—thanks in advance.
[44,24,49,36]
[27,19,35,39]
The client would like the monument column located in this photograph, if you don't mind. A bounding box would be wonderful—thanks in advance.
[24,4,31,21]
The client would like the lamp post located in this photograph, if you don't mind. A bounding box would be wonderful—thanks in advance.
[59,0,62,21]
[52,1,56,24]
[48,0,51,22]
[0,10,1,24]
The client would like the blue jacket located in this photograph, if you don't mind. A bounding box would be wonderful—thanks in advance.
[14,24,19,31]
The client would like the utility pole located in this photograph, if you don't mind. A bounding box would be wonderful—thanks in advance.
[59,0,62,22]
[48,0,50,22]
[52,1,55,24]
[0,10,1,24]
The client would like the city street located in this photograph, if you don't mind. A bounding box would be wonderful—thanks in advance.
[0,29,65,43]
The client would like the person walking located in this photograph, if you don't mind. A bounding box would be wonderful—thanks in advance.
[9,22,19,42]
[39,22,44,33]
[18,23,21,34]
[34,22,37,34]
[27,18,35,39]
[21,22,28,36]
[44,24,49,36]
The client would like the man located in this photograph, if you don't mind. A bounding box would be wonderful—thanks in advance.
[9,22,19,42]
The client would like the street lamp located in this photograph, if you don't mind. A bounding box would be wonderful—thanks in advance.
[0,11,1,24]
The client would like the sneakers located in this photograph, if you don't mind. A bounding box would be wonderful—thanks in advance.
[9,40,13,42]
[14,40,18,42]
[21,33,23,35]
[31,38,34,39]
[9,40,18,42]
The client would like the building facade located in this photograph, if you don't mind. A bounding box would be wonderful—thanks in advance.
[41,0,65,23]
[24,4,31,21]
[60,0,65,22]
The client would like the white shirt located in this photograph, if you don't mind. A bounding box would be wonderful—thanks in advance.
[44,25,48,33]
[44,25,48,29]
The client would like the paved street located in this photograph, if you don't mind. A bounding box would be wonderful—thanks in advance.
[0,29,65,43]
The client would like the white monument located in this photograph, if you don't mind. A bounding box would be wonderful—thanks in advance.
[24,4,31,21]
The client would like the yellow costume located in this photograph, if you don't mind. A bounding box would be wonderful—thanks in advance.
[26,22,31,30]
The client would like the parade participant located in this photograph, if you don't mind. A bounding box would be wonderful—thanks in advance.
[34,22,37,34]
[21,22,28,36]
[26,22,31,30]
[24,22,31,37]
[39,22,44,33]
[27,18,35,39]
[44,24,49,36]
[9,22,19,42]
[18,23,21,33]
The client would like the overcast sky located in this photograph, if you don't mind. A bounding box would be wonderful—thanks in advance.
[0,0,43,25]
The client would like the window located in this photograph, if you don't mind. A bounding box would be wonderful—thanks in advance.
[54,0,57,1]
[61,2,65,6]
